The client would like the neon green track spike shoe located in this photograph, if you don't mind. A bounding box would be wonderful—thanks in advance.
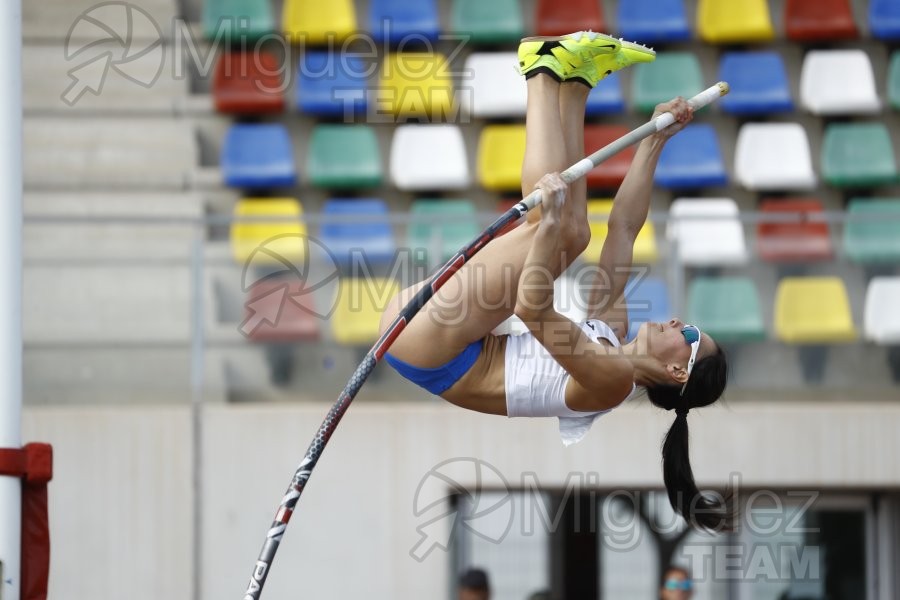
[587,40,656,84]
[518,31,620,83]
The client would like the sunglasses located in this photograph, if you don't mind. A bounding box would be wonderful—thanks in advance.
[664,578,693,591]
[680,325,701,396]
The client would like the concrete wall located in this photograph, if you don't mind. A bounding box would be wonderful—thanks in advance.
[23,400,900,600]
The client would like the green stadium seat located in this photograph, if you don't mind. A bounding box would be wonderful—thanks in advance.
[307,125,382,189]
[408,199,479,263]
[688,277,766,342]
[843,198,900,264]
[203,0,274,40]
[821,123,897,188]
[889,52,900,111]
[452,0,523,43]
[632,53,702,113]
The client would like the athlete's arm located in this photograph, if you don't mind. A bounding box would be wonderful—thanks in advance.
[515,174,634,407]
[586,98,694,342]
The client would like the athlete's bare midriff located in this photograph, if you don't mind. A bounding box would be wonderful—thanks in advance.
[440,334,510,416]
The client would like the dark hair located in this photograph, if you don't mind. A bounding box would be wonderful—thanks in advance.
[647,346,734,531]
[459,568,490,591]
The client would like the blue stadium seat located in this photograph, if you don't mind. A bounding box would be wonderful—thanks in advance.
[296,51,367,117]
[870,0,900,40]
[585,73,626,116]
[718,51,793,115]
[655,124,727,189]
[623,277,670,340]
[221,123,296,189]
[319,199,395,267]
[369,0,440,44]
[617,0,690,43]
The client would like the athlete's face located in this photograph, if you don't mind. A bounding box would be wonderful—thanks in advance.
[636,319,716,384]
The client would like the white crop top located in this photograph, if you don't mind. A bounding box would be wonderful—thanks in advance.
[504,319,637,446]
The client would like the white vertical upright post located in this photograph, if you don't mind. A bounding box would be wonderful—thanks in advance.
[0,1,23,600]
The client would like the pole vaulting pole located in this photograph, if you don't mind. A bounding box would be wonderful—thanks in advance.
[242,82,730,600]
[0,2,23,600]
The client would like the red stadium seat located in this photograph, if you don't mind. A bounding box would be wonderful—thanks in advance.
[244,277,320,342]
[536,0,605,36]
[584,125,635,189]
[786,0,857,41]
[213,50,285,114]
[757,198,833,263]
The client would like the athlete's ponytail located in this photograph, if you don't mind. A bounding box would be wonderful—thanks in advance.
[647,347,734,531]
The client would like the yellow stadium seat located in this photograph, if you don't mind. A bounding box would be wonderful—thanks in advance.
[774,277,857,344]
[478,125,526,191]
[283,0,356,44]
[581,199,658,264]
[331,278,400,345]
[377,53,454,119]
[697,0,774,43]
[230,198,306,265]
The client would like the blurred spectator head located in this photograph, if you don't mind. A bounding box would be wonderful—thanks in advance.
[660,565,693,600]
[458,568,490,600]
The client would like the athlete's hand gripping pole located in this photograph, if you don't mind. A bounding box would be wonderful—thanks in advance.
[241,81,729,600]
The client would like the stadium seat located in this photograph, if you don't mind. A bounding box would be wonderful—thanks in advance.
[623,277,670,341]
[319,199,395,267]
[203,0,273,40]
[890,52,900,111]
[536,0,606,36]
[668,198,748,266]
[390,125,470,190]
[451,0,523,43]
[408,199,480,262]
[843,199,900,264]
[221,124,296,189]
[581,199,658,264]
[774,277,856,344]
[655,124,727,189]
[296,51,368,117]
[331,278,399,345]
[785,0,857,41]
[757,199,833,263]
[718,51,793,116]
[478,125,527,192]
[734,123,816,191]
[697,0,774,43]
[377,53,454,119]
[821,123,897,188]
[617,0,691,43]
[585,73,626,116]
[864,277,900,344]
[584,125,635,189]
[369,0,440,44]
[869,0,900,40]
[800,50,879,115]
[632,53,703,114]
[461,53,526,117]
[244,277,320,342]
[307,125,382,189]
[213,51,284,114]
[230,198,306,265]
[687,277,766,342]
[283,0,356,44]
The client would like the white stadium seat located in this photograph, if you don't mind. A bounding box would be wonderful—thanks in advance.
[734,122,816,191]
[460,52,527,117]
[668,198,748,266]
[864,277,900,344]
[389,125,470,190]
[800,49,880,115]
